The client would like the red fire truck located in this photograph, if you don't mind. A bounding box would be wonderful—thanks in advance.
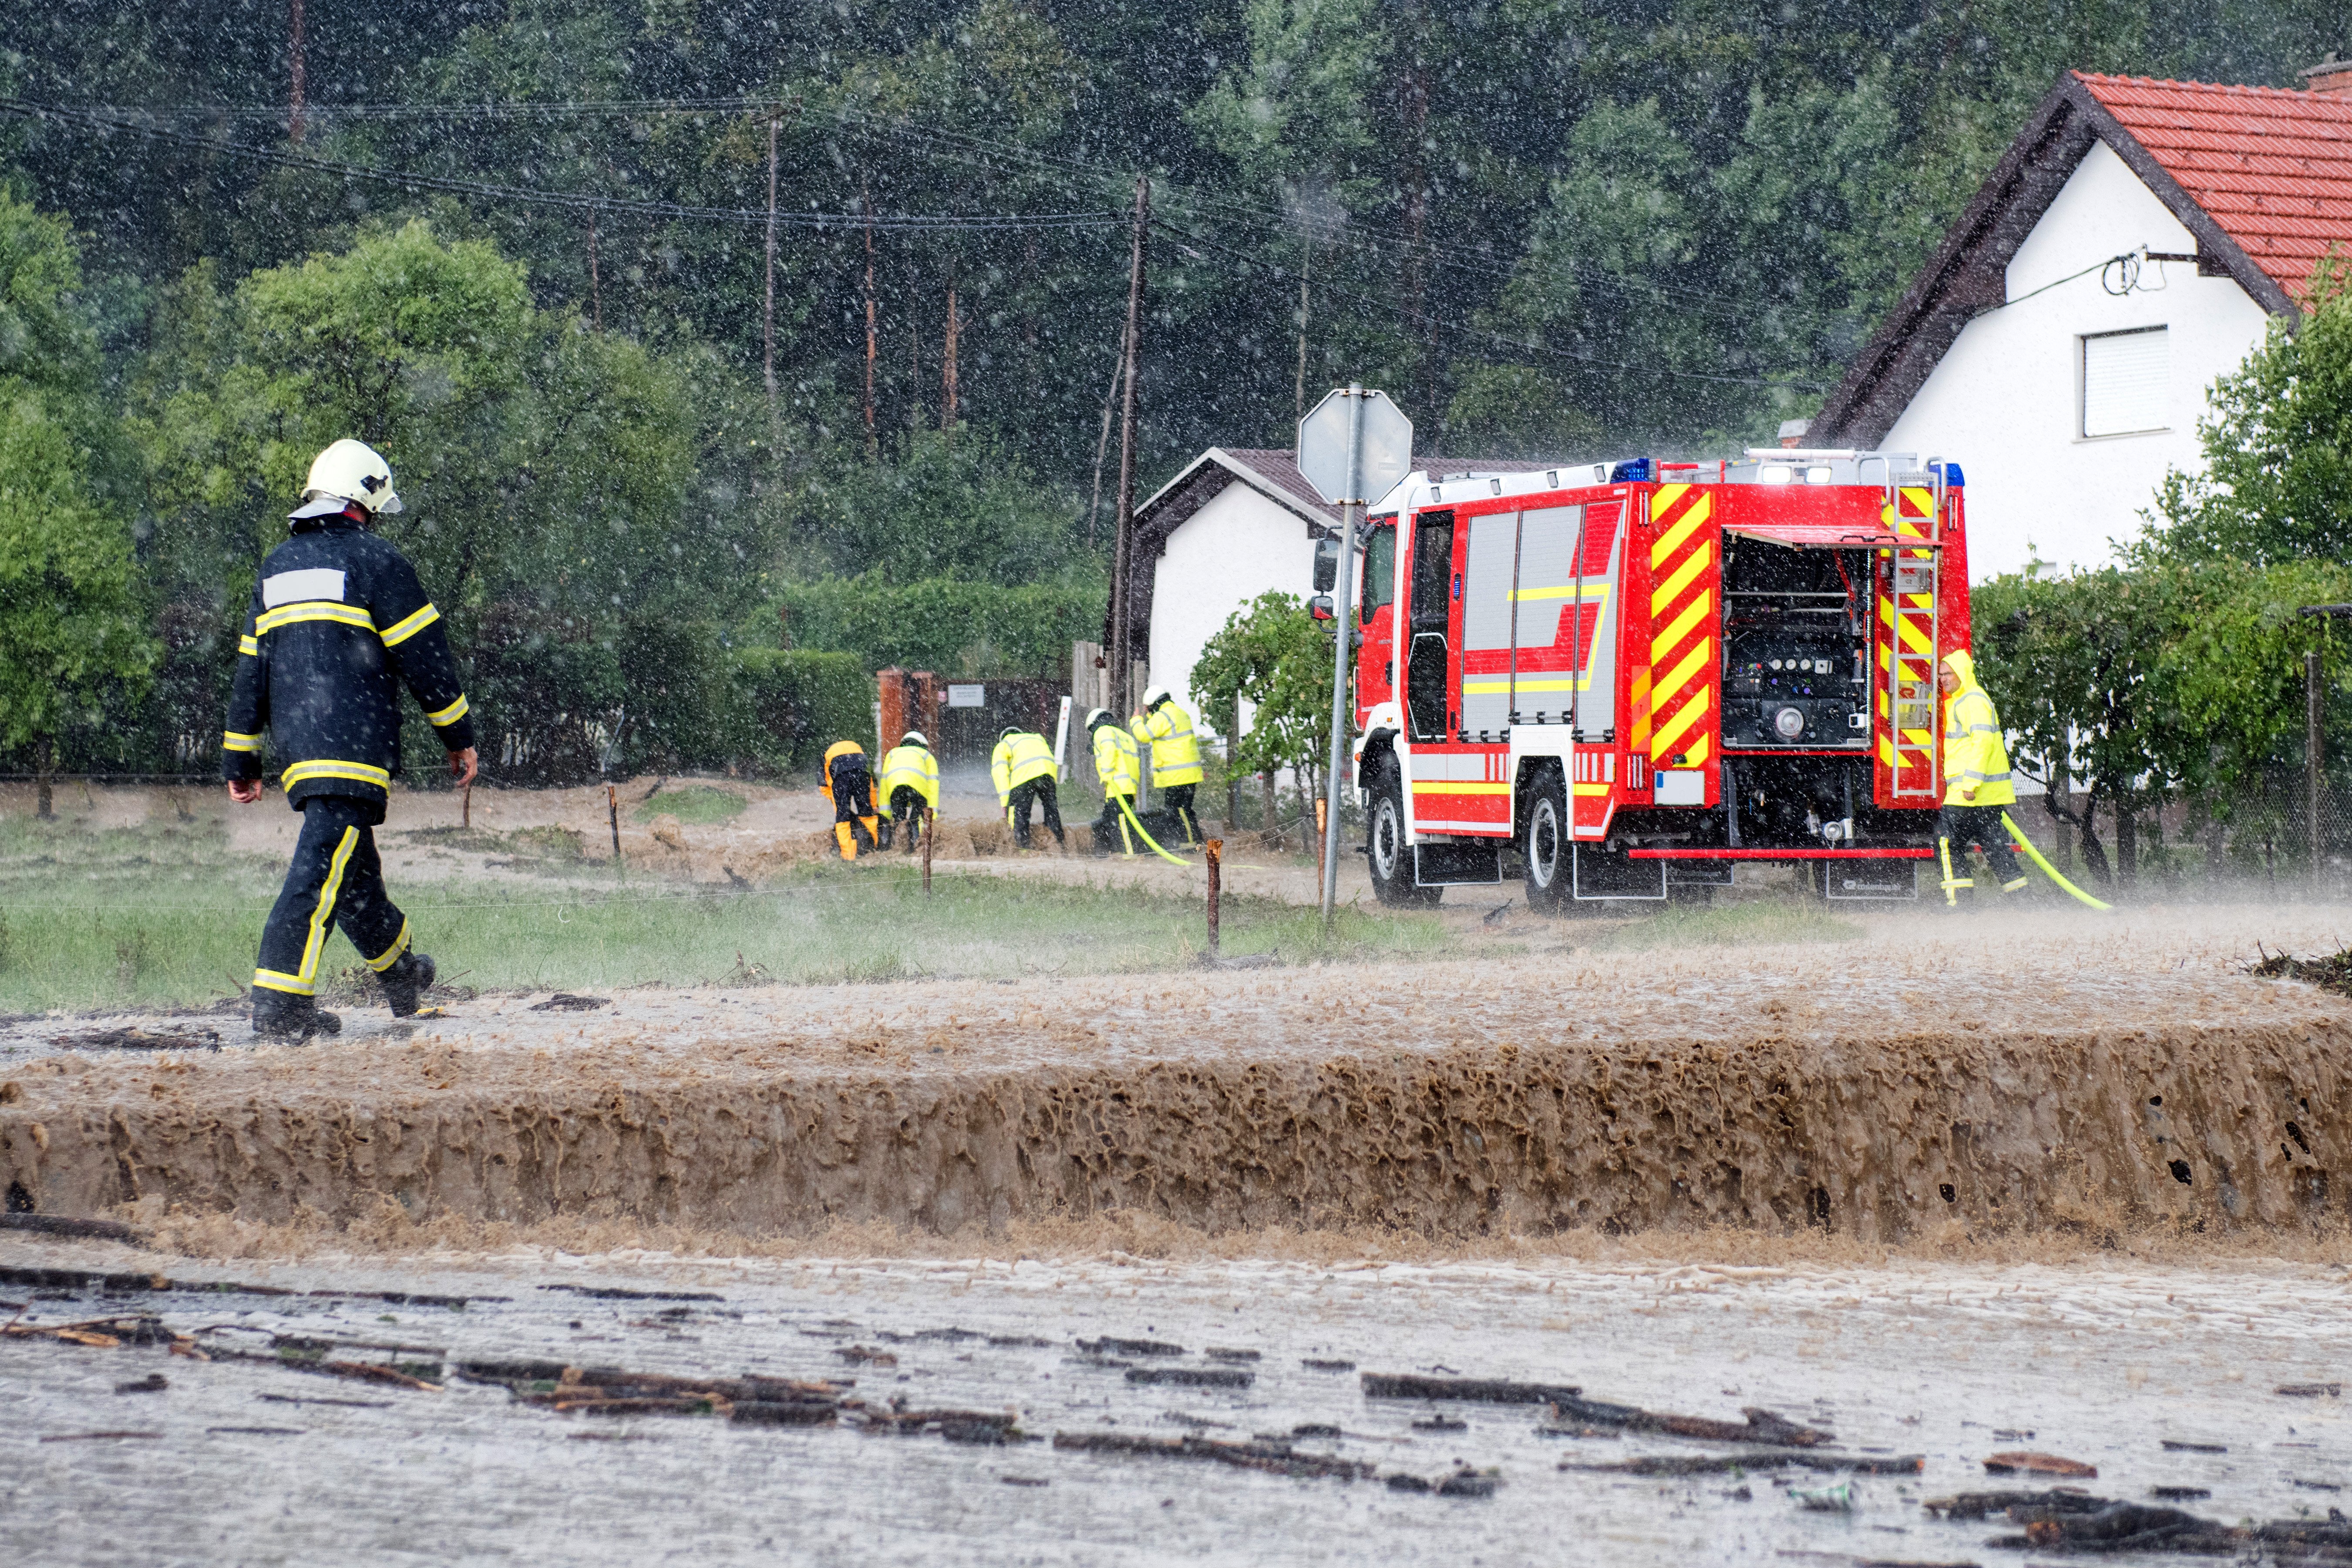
[1350,452,1970,906]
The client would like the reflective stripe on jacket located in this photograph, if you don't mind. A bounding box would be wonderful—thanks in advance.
[990,732,1055,803]
[1092,723,1140,798]
[222,515,474,807]
[1135,699,1205,786]
[1940,651,2016,807]
[879,743,941,809]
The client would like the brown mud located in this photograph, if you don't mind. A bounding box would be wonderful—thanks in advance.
[5,905,2348,1250]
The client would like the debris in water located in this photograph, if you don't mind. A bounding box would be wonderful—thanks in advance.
[0,1213,145,1242]
[999,1476,1048,1487]
[1385,1473,1430,1493]
[2161,1439,2227,1453]
[1921,1489,2101,1521]
[1566,1451,1922,1477]
[2151,1487,2212,1501]
[39,1430,163,1442]
[207,1426,303,1436]
[1983,1450,2096,1478]
[834,1345,898,1367]
[49,1027,222,1053]
[2293,1478,2347,1493]
[1203,1348,1262,1363]
[1362,1372,1583,1406]
[540,1284,722,1302]
[1301,1358,1355,1372]
[1076,1336,1184,1357]
[530,994,611,1011]
[1436,1469,1499,1498]
[1052,1430,1377,1481]
[2278,1383,2342,1397]
[1789,1480,1852,1512]
[1990,1428,2036,1440]
[1411,1416,1467,1433]
[1124,1367,1253,1389]
[257,1394,389,1409]
[114,1373,168,1395]
[1290,1423,1342,1439]
[2249,946,2352,996]
[842,1404,1024,1444]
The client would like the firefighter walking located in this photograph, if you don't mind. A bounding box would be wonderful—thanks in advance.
[1132,685,1205,846]
[1086,708,1142,856]
[878,729,940,852]
[822,738,882,860]
[223,439,474,1042]
[1937,650,2026,904]
[991,727,1064,850]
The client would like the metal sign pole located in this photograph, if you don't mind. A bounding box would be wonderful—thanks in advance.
[1319,387,1365,925]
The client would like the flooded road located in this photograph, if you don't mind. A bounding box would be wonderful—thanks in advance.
[5,1238,2349,1565]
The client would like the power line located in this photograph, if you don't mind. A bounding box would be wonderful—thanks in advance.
[0,99,1125,232]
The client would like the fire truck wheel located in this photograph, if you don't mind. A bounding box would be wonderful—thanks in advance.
[1522,778,1569,912]
[1366,756,1438,907]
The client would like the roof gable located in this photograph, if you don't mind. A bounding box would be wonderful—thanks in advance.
[1814,70,2345,448]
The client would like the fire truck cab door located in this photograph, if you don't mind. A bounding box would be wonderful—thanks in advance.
[1406,511,1455,744]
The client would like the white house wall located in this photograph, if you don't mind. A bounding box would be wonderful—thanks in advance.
[1881,139,2273,581]
[1148,481,1315,735]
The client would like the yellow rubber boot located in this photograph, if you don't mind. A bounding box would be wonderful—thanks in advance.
[834,821,859,861]
[1938,838,1974,905]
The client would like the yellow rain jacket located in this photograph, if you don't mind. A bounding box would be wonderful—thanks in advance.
[1941,650,2016,807]
[990,730,1055,805]
[1092,721,1141,799]
[879,740,941,811]
[1132,697,1205,787]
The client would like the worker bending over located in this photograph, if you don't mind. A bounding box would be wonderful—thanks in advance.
[223,439,474,1042]
[991,727,1064,850]
[1132,684,1205,845]
[878,730,940,852]
[1086,708,1142,856]
[822,738,881,861]
[1938,650,2026,903]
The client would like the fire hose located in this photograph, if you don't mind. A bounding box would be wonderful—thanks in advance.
[1938,814,2114,912]
[1114,792,1191,867]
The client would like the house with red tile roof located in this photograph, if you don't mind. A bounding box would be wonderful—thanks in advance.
[1810,61,2352,580]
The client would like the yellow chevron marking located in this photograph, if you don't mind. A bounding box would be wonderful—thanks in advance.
[1879,736,1896,767]
[1649,491,1712,566]
[1680,734,1711,770]
[1655,638,1712,703]
[1897,617,1934,656]
[1650,539,1713,616]
[1900,486,1935,517]
[1650,688,1712,757]
[1649,483,1691,521]
[1651,592,1712,667]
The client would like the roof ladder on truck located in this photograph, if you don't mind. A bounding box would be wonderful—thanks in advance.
[1880,472,1942,801]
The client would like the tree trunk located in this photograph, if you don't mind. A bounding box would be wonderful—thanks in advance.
[1261,771,1277,838]
[2076,790,2113,884]
[34,734,55,821]
[2205,811,2225,878]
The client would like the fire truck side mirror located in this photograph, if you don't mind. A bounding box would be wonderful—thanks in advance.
[1312,536,1340,593]
[1308,594,1336,622]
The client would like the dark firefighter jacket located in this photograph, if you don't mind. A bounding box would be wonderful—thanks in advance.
[222,515,475,808]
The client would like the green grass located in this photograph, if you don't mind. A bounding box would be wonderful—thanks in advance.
[634,784,746,825]
[0,814,1454,1012]
[1587,899,1865,951]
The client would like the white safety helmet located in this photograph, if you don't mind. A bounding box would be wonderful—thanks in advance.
[1143,684,1172,709]
[291,438,402,522]
[899,730,929,749]
[1085,707,1111,730]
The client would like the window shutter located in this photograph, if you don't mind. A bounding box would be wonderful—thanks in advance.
[2081,327,2169,437]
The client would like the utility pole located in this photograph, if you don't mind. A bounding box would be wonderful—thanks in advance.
[288,0,306,145]
[1295,240,1310,418]
[586,209,602,330]
[1108,174,1149,718]
[763,109,781,405]
[942,270,960,434]
[862,182,878,457]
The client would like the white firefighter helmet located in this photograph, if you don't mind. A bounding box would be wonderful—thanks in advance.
[292,438,402,521]
[1085,707,1111,730]
[899,730,929,749]
[1143,684,1172,709]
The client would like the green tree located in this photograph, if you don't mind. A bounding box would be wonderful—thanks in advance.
[0,192,151,816]
[1192,589,1337,831]
[2148,257,2352,565]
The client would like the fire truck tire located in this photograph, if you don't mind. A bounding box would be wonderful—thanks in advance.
[1522,775,1569,912]
[1366,756,1439,907]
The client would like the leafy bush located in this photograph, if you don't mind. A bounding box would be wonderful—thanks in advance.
[770,576,1103,678]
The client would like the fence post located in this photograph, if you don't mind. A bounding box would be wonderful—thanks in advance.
[1204,838,1221,956]
[922,806,934,896]
[608,783,622,874]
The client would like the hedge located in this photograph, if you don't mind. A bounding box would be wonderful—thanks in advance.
[773,575,1104,678]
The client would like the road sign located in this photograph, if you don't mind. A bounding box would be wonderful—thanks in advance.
[1297,387,1412,506]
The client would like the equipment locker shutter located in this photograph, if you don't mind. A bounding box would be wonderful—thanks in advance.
[1460,511,1518,734]
[1505,505,1583,723]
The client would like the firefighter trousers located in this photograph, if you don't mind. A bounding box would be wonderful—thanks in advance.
[1163,783,1201,845]
[1940,804,2025,888]
[887,786,928,852]
[1092,794,1137,856]
[254,795,410,997]
[1006,777,1064,849]
[831,767,879,861]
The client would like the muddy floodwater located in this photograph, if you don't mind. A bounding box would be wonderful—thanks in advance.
[5,1240,2350,1565]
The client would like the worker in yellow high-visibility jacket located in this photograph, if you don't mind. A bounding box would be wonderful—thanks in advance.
[878,730,941,854]
[1086,708,1143,856]
[1131,684,1205,845]
[821,738,881,861]
[990,727,1063,850]
[1937,650,2026,902]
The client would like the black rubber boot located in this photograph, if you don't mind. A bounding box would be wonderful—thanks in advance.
[379,951,436,1018]
[251,989,342,1043]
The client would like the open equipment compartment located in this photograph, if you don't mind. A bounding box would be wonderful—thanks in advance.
[1720,532,1871,752]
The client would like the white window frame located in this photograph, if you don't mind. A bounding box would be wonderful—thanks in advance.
[2078,325,2170,440]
